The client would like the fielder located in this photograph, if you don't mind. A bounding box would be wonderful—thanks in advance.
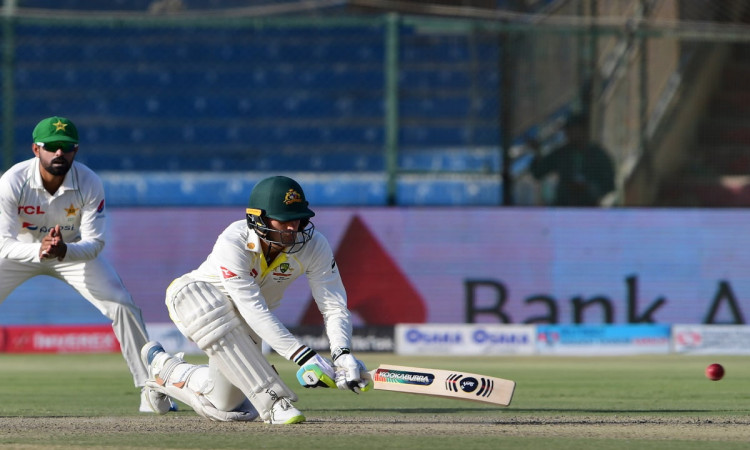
[0,116,175,414]
[141,175,369,424]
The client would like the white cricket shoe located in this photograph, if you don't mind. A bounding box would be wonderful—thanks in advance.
[139,341,179,414]
[266,397,305,425]
[139,386,178,414]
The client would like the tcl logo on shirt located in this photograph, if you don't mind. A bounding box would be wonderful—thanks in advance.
[18,205,45,215]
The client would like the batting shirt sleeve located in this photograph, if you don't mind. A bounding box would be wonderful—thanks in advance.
[303,234,353,353]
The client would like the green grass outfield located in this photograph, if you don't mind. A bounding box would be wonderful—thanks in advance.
[0,352,748,449]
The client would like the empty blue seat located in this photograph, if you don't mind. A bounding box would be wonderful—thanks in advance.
[101,172,388,206]
[397,176,501,206]
[7,18,505,206]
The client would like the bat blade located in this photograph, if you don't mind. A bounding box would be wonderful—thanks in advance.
[364,364,515,406]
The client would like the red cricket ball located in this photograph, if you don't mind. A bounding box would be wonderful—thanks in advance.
[705,363,724,381]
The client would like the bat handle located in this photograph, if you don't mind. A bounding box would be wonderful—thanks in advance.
[360,370,375,392]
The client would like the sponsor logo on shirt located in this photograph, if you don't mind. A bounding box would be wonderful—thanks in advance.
[38,225,75,233]
[22,224,76,233]
[96,200,105,214]
[18,205,45,215]
[220,266,239,280]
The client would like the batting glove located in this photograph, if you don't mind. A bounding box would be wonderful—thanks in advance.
[332,348,369,394]
[295,353,336,389]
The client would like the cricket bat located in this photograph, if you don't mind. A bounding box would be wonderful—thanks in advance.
[362,364,515,406]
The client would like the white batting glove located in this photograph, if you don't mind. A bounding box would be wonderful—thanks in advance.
[333,348,368,394]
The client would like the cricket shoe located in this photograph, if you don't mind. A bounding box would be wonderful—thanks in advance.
[139,386,178,414]
[266,397,305,425]
[139,341,180,414]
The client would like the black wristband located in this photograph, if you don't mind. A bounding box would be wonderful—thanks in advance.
[292,346,317,366]
[331,347,351,361]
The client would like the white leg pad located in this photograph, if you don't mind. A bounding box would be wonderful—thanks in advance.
[169,279,297,421]
[147,359,257,422]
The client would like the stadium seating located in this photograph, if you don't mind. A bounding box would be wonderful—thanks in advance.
[9,12,507,206]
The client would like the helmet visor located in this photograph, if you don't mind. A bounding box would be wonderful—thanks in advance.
[246,208,314,254]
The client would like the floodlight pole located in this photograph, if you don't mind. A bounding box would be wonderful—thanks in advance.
[499,30,513,206]
[2,0,16,171]
[384,13,399,206]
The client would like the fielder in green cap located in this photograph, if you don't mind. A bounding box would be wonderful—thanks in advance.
[0,116,176,415]
[140,175,370,425]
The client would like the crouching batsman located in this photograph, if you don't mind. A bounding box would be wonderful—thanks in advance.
[141,176,369,424]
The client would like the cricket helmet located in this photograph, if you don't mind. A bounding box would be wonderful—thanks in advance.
[246,176,315,254]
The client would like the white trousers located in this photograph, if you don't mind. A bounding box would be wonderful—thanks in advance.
[0,256,149,386]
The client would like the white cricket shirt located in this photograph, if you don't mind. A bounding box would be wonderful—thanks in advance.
[186,220,353,360]
[0,158,106,262]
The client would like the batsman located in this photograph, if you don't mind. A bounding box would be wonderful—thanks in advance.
[142,175,370,424]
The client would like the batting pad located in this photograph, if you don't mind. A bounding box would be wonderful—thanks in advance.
[170,280,297,418]
[146,365,258,422]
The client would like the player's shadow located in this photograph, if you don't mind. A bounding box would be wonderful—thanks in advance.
[319,407,505,413]
[510,408,722,414]
[322,407,724,415]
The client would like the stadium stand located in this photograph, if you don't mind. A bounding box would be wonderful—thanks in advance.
[7,1,557,206]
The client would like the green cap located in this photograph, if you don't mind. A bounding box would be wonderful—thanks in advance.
[248,176,315,221]
[32,116,79,144]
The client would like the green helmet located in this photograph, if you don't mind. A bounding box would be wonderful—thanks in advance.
[246,176,315,254]
[248,175,315,221]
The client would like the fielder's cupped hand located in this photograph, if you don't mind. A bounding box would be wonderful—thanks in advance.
[334,352,369,394]
[39,225,67,261]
